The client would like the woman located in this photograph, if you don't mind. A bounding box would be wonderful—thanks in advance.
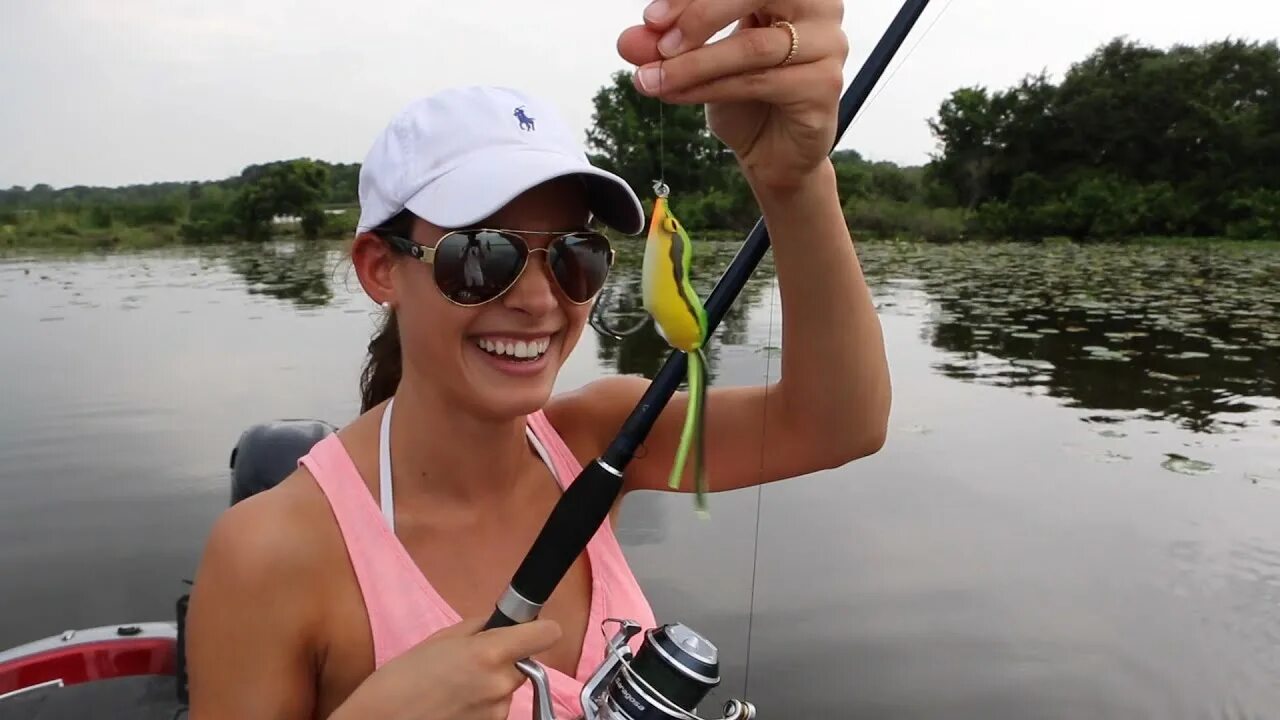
[186,0,890,718]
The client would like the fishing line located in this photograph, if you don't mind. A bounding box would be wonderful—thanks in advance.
[659,61,666,189]
[849,0,957,130]
[742,270,776,702]
[739,0,954,701]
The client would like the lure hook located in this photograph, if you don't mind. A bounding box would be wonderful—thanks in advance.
[589,284,652,340]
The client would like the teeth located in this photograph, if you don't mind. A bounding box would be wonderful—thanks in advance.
[475,337,551,360]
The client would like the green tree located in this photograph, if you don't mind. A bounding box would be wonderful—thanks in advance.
[927,36,1280,240]
[229,159,331,241]
[584,70,734,197]
[927,86,998,209]
[326,163,361,205]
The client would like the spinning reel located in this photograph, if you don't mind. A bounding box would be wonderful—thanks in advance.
[515,619,755,720]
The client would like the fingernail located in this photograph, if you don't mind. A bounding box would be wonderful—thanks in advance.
[658,27,682,57]
[636,65,663,93]
[643,0,669,23]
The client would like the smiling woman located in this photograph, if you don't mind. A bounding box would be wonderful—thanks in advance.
[183,1,890,718]
[355,202,620,416]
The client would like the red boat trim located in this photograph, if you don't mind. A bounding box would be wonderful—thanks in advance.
[0,624,176,697]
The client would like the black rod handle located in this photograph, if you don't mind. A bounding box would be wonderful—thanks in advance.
[486,459,625,628]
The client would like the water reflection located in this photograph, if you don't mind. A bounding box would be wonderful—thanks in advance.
[856,241,1280,433]
[3,238,1279,718]
[585,238,778,384]
[224,241,338,308]
[208,236,1280,435]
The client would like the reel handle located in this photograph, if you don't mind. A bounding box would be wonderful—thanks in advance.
[515,658,556,720]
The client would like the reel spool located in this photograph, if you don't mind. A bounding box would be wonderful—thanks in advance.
[517,619,755,720]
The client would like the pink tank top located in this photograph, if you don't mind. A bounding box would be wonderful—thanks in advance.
[298,399,657,719]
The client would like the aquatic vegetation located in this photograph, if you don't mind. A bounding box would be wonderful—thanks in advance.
[858,240,1280,433]
[1161,453,1216,476]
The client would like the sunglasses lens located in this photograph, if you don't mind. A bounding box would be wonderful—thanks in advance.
[433,231,526,305]
[548,232,613,303]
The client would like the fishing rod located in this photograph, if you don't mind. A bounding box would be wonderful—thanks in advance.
[489,0,932,632]
[494,0,935,714]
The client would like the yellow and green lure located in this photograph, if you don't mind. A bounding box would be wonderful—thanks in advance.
[641,181,711,514]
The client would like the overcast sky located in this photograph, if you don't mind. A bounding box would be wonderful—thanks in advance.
[2,0,1276,190]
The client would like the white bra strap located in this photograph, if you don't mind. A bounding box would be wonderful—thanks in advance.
[525,426,560,486]
[379,396,396,532]
[379,397,558,534]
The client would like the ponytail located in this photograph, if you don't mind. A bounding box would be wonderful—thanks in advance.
[360,309,402,413]
[359,209,416,413]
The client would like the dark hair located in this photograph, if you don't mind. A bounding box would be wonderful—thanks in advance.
[359,209,416,413]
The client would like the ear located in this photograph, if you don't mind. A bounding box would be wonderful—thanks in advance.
[351,231,399,306]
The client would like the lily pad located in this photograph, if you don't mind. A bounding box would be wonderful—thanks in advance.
[1161,453,1216,476]
[1098,450,1132,463]
[1085,347,1131,361]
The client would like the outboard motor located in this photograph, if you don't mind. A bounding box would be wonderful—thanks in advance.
[229,418,337,505]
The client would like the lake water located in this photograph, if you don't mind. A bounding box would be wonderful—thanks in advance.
[1,239,1278,719]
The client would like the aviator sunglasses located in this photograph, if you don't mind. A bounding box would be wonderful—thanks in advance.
[379,227,616,307]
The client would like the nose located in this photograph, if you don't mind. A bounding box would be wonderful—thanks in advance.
[501,249,560,317]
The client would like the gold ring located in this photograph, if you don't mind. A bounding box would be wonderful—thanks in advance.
[771,19,799,67]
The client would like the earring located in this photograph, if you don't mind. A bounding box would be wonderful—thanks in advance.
[381,300,392,310]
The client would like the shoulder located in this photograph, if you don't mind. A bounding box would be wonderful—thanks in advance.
[202,468,330,571]
[189,466,343,642]
[543,375,651,463]
[185,466,346,715]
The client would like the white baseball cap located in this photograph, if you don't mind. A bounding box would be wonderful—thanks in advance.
[356,85,645,236]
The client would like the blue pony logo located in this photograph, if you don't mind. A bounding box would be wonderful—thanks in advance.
[513,106,535,131]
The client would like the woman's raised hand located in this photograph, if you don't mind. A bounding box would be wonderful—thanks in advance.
[618,0,850,190]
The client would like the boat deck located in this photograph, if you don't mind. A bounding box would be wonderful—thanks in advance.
[0,675,184,720]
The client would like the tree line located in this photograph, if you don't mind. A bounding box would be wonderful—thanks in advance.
[0,160,360,247]
[928,37,1280,241]
[584,35,1280,242]
[3,35,1277,247]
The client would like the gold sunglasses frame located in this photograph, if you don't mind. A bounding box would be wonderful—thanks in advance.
[380,228,617,307]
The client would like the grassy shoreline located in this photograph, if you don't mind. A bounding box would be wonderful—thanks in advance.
[4,219,1275,254]
[0,223,356,251]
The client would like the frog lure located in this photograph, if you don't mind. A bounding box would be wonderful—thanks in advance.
[590,180,711,514]
[643,181,711,512]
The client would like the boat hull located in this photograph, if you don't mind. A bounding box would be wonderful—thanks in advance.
[0,622,181,718]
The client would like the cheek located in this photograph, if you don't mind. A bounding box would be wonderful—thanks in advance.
[396,278,471,357]
[560,304,591,352]
[397,307,476,381]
